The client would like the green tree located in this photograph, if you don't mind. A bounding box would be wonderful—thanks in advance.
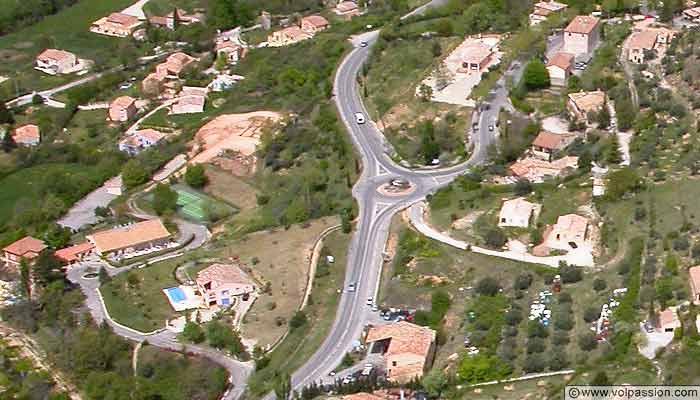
[122,160,149,189]
[423,368,448,397]
[0,101,13,124]
[185,164,207,188]
[98,267,111,285]
[152,183,178,215]
[183,321,205,343]
[19,258,30,298]
[523,59,550,90]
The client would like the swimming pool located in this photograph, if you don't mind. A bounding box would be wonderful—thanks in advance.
[166,287,186,303]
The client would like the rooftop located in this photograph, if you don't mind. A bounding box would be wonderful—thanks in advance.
[87,219,171,253]
[365,321,435,358]
[629,30,659,50]
[196,263,254,289]
[3,236,47,257]
[500,197,538,218]
[569,90,606,112]
[553,214,588,235]
[106,12,140,26]
[111,96,136,109]
[54,242,95,263]
[564,15,600,34]
[136,128,166,142]
[13,124,40,143]
[301,15,330,28]
[37,49,75,62]
[533,131,569,150]
[547,52,574,70]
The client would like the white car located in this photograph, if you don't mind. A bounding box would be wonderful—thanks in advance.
[354,112,366,124]
[366,296,373,306]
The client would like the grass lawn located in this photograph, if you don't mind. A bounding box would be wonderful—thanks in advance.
[64,109,116,146]
[246,228,349,398]
[101,257,183,332]
[143,0,203,15]
[0,163,100,222]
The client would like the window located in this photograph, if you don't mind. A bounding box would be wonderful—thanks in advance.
[392,361,397,367]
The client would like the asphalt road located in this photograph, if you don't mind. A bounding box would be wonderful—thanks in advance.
[286,30,524,394]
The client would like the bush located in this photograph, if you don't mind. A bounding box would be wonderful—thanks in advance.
[558,292,572,303]
[527,320,549,338]
[185,164,208,188]
[476,277,500,296]
[505,308,523,326]
[523,59,550,90]
[549,349,569,370]
[514,273,533,290]
[514,179,532,196]
[583,306,600,323]
[552,331,570,346]
[289,311,308,329]
[526,337,546,353]
[578,331,598,351]
[554,313,574,331]
[560,265,583,283]
[593,278,607,291]
[523,354,546,373]
[182,321,205,343]
[484,228,507,248]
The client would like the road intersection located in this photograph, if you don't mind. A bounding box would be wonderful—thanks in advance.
[287,31,524,393]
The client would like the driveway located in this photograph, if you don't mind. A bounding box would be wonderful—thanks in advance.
[58,178,120,231]
[638,323,673,359]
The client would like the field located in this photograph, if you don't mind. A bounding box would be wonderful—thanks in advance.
[246,228,349,397]
[0,163,100,222]
[204,165,259,211]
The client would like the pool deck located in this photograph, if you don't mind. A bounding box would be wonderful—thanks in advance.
[162,285,201,312]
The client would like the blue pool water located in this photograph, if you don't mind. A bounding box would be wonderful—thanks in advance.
[166,287,186,303]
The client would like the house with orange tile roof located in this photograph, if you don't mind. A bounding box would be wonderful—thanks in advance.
[563,16,600,55]
[108,96,138,122]
[118,129,166,155]
[567,90,606,123]
[268,26,312,47]
[459,42,494,73]
[195,263,256,308]
[657,308,680,332]
[87,219,172,256]
[509,156,578,183]
[365,321,436,383]
[300,15,330,34]
[142,72,167,96]
[2,236,47,270]
[628,28,676,64]
[689,266,700,305]
[531,131,575,161]
[54,242,95,265]
[91,13,143,38]
[156,52,198,77]
[35,49,78,75]
[498,197,541,228]
[12,124,41,147]
[546,52,574,86]
[529,1,568,25]
[544,214,589,251]
[335,1,361,19]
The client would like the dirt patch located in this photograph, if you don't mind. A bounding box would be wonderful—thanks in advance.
[229,217,339,347]
[189,111,283,164]
[204,165,258,211]
[451,211,484,230]
[210,150,256,177]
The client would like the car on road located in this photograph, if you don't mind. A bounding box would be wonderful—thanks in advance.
[488,125,494,131]
[354,112,366,124]
[348,282,356,292]
[366,296,373,305]
[360,41,368,47]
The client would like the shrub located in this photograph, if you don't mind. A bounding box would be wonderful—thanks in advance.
[289,311,308,329]
[578,331,598,351]
[476,277,500,296]
[593,278,607,291]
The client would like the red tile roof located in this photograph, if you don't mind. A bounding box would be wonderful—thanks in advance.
[547,52,574,70]
[54,242,95,263]
[564,16,600,34]
[4,236,47,257]
[533,131,569,150]
[365,321,435,357]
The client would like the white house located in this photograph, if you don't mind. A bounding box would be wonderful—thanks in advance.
[546,52,574,86]
[563,16,600,55]
[544,214,590,251]
[498,197,541,228]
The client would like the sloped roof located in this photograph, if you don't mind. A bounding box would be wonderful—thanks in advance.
[553,214,588,236]
[301,15,330,28]
[107,12,140,26]
[547,52,574,70]
[54,242,95,262]
[565,16,600,34]
[37,49,75,63]
[13,124,40,144]
[533,131,569,150]
[87,219,171,253]
[629,30,659,50]
[111,96,136,109]
[195,263,254,289]
[365,321,435,358]
[3,236,47,257]
[500,197,538,220]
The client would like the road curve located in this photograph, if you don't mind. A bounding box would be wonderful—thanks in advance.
[285,27,522,394]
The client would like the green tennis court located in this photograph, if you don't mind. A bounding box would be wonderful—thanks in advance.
[175,187,207,221]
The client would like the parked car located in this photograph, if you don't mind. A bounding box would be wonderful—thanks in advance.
[348,282,356,292]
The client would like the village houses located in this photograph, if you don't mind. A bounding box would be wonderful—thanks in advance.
[91,12,142,38]
[562,16,601,55]
[459,42,494,72]
[12,124,41,147]
[334,1,361,19]
[627,27,675,64]
[108,96,138,122]
[215,41,246,65]
[365,321,436,383]
[119,129,166,155]
[2,236,47,271]
[195,263,256,308]
[148,8,201,30]
[143,52,198,96]
[86,219,172,257]
[300,15,330,35]
[268,26,312,47]
[544,214,590,251]
[689,266,700,305]
[546,52,574,86]
[567,90,606,124]
[498,197,541,228]
[35,49,78,75]
[529,0,568,26]
[531,131,575,162]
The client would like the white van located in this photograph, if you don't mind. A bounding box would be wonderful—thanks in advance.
[354,112,366,124]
